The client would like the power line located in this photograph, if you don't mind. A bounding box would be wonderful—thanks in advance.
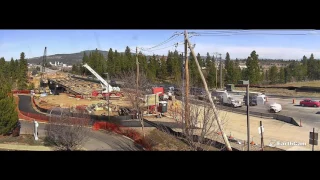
[139,32,183,51]
[189,31,314,36]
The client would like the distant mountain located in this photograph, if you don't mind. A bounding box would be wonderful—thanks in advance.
[26,50,110,65]
[26,49,294,67]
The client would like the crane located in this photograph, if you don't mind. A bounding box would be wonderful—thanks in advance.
[41,47,47,78]
[40,47,47,90]
[82,63,120,93]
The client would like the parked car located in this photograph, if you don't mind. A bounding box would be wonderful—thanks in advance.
[299,99,320,107]
[190,87,205,96]
[243,95,257,106]
[269,102,282,113]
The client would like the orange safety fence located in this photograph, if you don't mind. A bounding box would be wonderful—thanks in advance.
[14,93,151,150]
[20,111,49,122]
[92,121,151,150]
[12,90,31,94]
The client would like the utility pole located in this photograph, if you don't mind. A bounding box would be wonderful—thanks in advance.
[312,127,315,151]
[186,33,232,151]
[184,30,190,132]
[246,82,250,151]
[215,54,218,89]
[136,47,145,137]
[107,73,110,122]
[136,47,139,97]
[260,121,264,151]
[181,52,185,132]
[219,54,223,89]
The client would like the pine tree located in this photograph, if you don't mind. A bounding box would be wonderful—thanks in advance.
[9,58,16,80]
[224,52,234,84]
[159,55,167,79]
[107,48,114,75]
[114,50,121,74]
[147,54,157,82]
[172,50,182,83]
[0,73,18,135]
[166,51,173,75]
[307,53,317,80]
[269,65,278,84]
[206,54,216,88]
[233,58,242,84]
[124,46,133,71]
[17,52,28,90]
[279,67,285,84]
[81,52,89,75]
[0,57,6,74]
[245,51,261,85]
[138,51,148,74]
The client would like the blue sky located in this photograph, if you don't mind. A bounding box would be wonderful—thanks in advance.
[1,30,320,60]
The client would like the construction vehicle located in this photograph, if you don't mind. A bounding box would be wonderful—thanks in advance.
[221,91,243,108]
[82,63,123,97]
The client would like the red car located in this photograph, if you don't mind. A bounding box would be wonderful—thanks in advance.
[300,99,320,107]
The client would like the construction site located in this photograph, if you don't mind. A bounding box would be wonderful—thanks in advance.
[29,48,172,119]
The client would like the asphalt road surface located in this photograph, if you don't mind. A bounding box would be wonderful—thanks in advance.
[177,95,320,129]
[20,120,142,151]
[237,96,320,128]
[18,95,39,114]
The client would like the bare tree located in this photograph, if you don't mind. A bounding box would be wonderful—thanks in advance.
[45,107,91,151]
[116,70,152,137]
[166,96,229,151]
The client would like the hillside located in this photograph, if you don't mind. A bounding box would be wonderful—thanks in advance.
[26,49,294,68]
[27,50,109,65]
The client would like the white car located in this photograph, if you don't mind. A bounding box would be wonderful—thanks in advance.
[269,103,282,113]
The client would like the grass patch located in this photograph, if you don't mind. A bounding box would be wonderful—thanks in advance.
[270,81,320,87]
[146,129,191,151]
[235,87,320,98]
[0,148,19,151]
[0,134,45,146]
[145,129,220,151]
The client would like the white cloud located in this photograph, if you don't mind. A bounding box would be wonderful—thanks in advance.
[133,43,320,60]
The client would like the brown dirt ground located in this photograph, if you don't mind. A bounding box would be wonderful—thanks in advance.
[234,80,320,98]
[0,134,44,146]
[266,80,320,87]
[34,93,134,116]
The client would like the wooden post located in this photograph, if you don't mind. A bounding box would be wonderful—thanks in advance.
[260,121,264,151]
[186,32,232,151]
[184,30,190,132]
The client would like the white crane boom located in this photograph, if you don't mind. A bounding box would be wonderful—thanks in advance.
[82,63,120,93]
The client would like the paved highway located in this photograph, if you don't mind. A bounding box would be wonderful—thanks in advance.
[20,120,142,151]
[238,96,320,128]
[177,95,320,129]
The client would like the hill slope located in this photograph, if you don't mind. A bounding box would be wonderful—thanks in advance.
[26,49,293,68]
[27,50,109,65]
